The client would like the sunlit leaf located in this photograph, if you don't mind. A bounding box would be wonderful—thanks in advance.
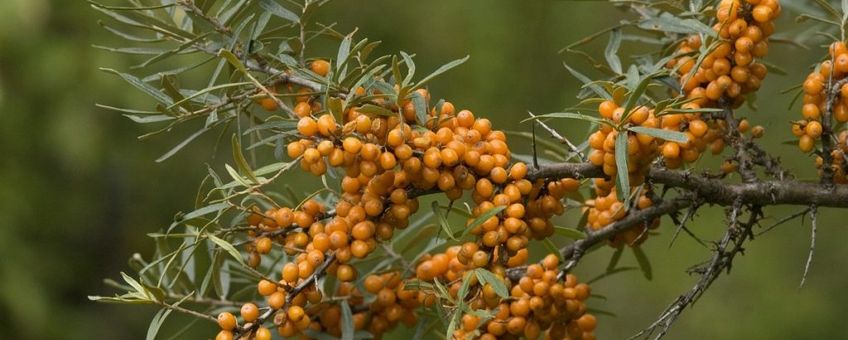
[632,246,652,280]
[258,0,300,23]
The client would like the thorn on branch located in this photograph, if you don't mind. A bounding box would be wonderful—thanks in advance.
[799,205,817,288]
[527,111,586,162]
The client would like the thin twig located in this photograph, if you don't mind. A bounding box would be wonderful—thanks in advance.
[154,299,218,324]
[754,207,811,236]
[668,203,699,248]
[799,205,817,288]
[528,111,586,162]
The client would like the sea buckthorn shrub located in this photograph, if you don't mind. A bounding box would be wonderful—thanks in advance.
[88,0,848,339]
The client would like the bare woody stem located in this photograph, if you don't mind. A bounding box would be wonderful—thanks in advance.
[526,163,848,207]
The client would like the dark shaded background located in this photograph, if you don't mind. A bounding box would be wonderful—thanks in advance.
[1,0,846,339]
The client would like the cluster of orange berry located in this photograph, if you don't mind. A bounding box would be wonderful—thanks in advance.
[588,102,659,179]
[817,130,848,183]
[795,42,848,152]
[585,179,660,247]
[244,200,326,268]
[584,100,663,246]
[662,0,779,168]
[797,42,848,183]
[449,256,597,340]
[675,0,779,107]
[217,55,602,338]
[256,59,331,114]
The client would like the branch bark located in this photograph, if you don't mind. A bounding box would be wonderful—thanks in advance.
[527,163,848,208]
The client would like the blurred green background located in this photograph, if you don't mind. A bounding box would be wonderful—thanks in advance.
[1,0,847,339]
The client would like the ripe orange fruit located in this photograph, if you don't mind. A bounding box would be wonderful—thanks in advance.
[217,312,237,331]
[310,59,331,77]
[240,303,259,322]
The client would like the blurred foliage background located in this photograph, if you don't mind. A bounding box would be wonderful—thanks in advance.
[1,0,847,339]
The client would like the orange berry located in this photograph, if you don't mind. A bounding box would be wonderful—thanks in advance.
[310,59,331,77]
[342,137,362,154]
[805,120,823,138]
[217,312,237,331]
[287,305,305,322]
[752,5,773,23]
[294,101,311,118]
[598,100,617,119]
[287,142,305,159]
[662,142,680,159]
[688,119,708,138]
[257,279,277,296]
[268,291,286,310]
[255,327,272,340]
[240,303,259,322]
[799,134,815,152]
[336,264,357,281]
[297,117,319,137]
[216,330,234,340]
[577,314,597,332]
[510,162,528,180]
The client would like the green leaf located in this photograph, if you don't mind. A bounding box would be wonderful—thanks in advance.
[605,29,622,74]
[135,33,210,69]
[207,234,246,266]
[447,271,474,339]
[637,12,716,37]
[340,300,354,340]
[258,0,300,23]
[156,126,211,163]
[588,266,637,284]
[632,246,652,280]
[621,71,658,124]
[458,206,505,238]
[413,55,469,91]
[336,31,356,79]
[166,81,252,110]
[524,112,606,125]
[224,164,251,187]
[400,51,416,87]
[542,238,565,263]
[411,90,428,126]
[89,2,176,10]
[357,103,396,117]
[218,49,248,74]
[627,126,688,143]
[160,74,186,110]
[553,226,587,239]
[606,247,623,272]
[337,32,353,70]
[122,114,175,123]
[563,62,611,100]
[146,305,175,340]
[182,202,230,220]
[100,68,173,106]
[120,272,153,301]
[432,201,457,241]
[614,132,630,208]
[475,269,508,299]
[814,0,841,19]
[231,135,259,184]
[411,316,430,340]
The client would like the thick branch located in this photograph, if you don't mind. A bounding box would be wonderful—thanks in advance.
[527,163,848,208]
